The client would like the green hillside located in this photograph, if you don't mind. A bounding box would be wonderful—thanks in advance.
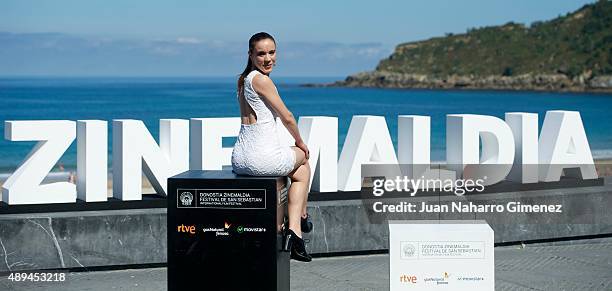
[376,0,611,78]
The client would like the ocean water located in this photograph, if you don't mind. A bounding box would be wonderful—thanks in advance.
[1,77,611,173]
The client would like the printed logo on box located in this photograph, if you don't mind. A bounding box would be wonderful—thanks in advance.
[457,275,485,282]
[176,224,196,235]
[399,274,417,284]
[177,190,195,208]
[400,242,417,259]
[202,221,233,237]
[197,189,266,209]
[236,225,266,234]
[423,272,451,286]
[400,241,485,260]
[176,189,266,209]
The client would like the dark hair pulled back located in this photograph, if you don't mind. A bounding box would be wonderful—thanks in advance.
[237,32,276,98]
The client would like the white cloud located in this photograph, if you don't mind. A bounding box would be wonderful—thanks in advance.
[175,37,202,44]
[0,32,394,76]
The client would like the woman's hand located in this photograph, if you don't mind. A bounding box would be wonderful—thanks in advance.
[296,141,310,160]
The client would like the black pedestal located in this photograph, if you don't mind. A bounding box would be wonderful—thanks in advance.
[167,170,289,291]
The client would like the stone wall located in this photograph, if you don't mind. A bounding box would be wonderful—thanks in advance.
[0,180,611,272]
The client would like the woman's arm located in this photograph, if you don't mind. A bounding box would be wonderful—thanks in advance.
[252,74,309,159]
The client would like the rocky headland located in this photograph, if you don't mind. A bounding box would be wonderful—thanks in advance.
[313,1,612,93]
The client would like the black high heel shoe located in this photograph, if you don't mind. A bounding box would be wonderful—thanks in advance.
[283,229,312,262]
[301,213,313,233]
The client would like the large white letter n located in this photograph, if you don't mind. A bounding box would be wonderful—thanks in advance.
[113,119,189,200]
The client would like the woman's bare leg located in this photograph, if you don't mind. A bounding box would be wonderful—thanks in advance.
[288,147,310,238]
[301,187,310,218]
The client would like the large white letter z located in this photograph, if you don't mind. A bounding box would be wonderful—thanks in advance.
[2,120,77,205]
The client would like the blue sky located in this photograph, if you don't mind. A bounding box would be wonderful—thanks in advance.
[0,0,595,76]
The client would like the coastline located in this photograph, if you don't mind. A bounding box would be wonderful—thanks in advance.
[307,71,612,93]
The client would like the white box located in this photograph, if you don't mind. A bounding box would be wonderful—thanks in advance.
[389,220,494,290]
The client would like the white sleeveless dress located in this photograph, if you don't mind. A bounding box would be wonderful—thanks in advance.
[231,70,296,176]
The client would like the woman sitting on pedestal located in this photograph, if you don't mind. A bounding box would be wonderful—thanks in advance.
[231,32,313,262]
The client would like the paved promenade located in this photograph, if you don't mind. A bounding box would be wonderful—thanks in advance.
[1,237,611,290]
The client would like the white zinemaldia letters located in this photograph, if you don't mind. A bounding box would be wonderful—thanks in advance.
[398,115,456,181]
[505,113,539,183]
[298,117,338,192]
[77,120,108,202]
[447,114,515,185]
[398,115,430,165]
[113,119,189,200]
[276,116,296,146]
[338,116,398,191]
[539,111,597,181]
[190,117,240,170]
[2,120,76,204]
[261,116,339,191]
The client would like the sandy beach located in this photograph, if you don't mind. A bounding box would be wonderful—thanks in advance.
[595,158,612,177]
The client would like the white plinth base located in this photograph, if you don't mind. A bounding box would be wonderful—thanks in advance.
[389,220,494,290]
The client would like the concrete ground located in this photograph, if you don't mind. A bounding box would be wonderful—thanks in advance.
[1,237,611,291]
